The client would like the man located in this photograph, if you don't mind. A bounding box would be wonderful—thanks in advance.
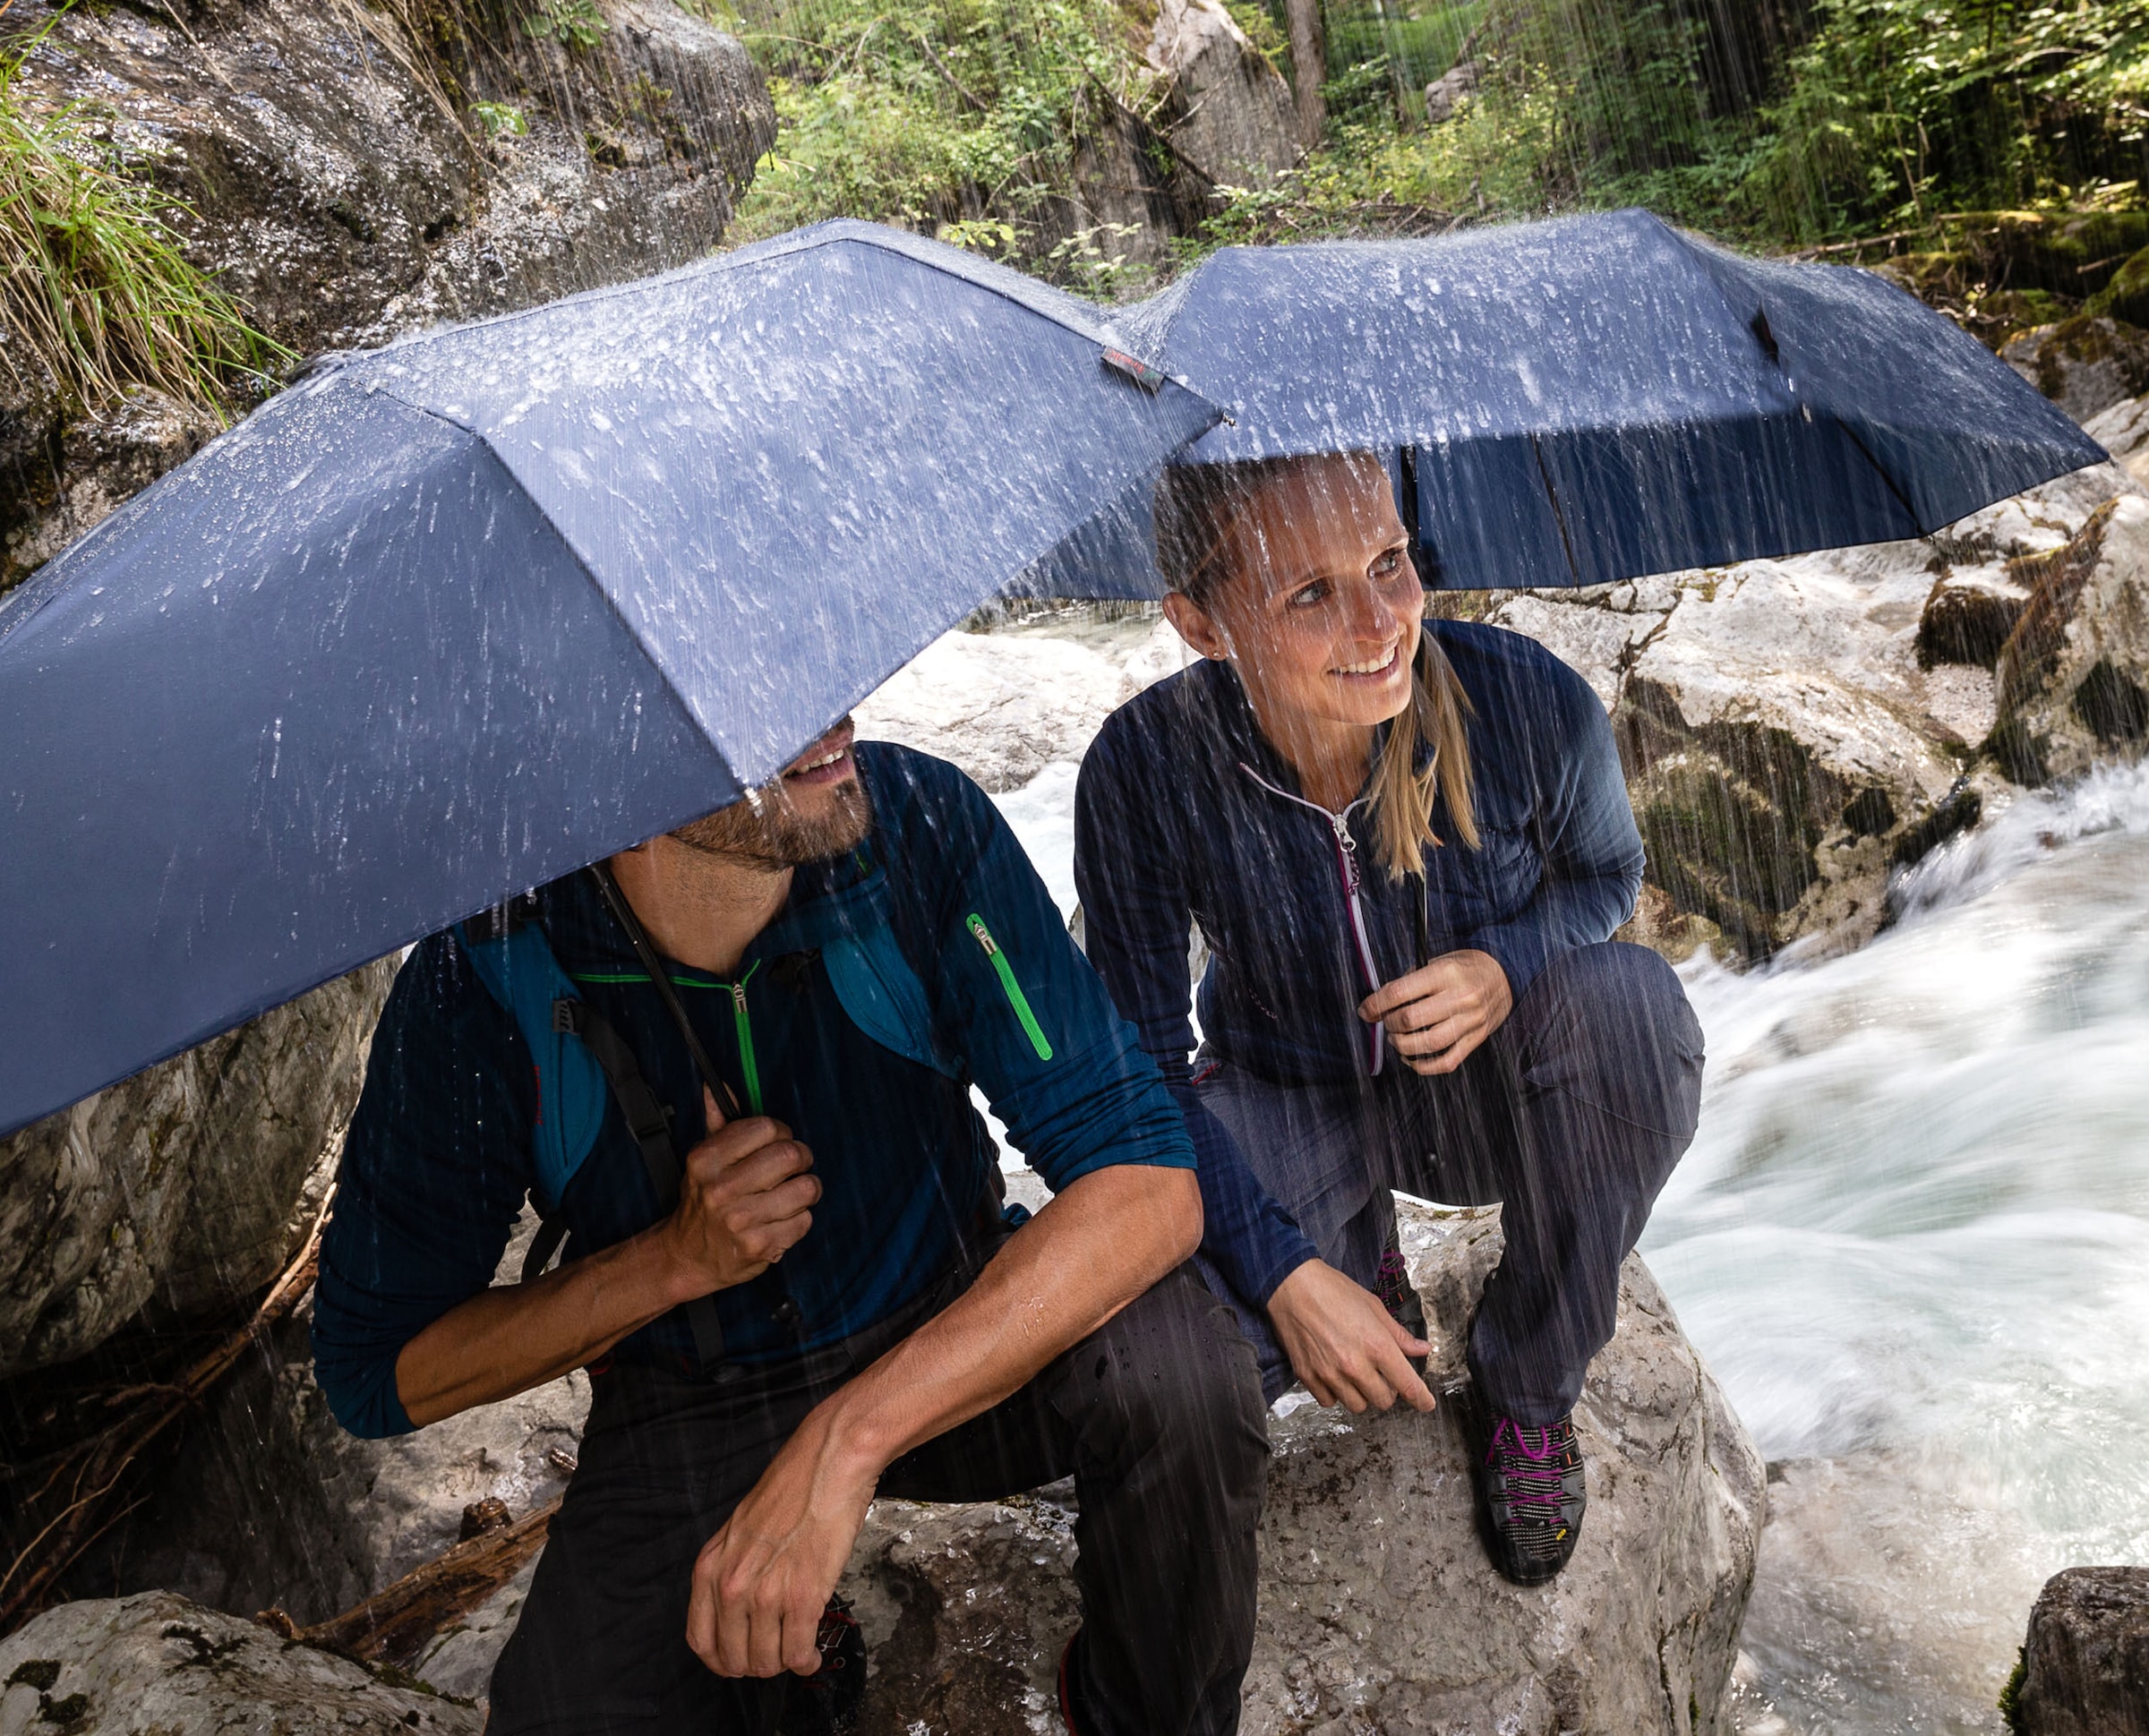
[313,719,1269,1735]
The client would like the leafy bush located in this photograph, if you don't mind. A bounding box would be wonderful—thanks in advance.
[724,0,1164,261]
[524,0,610,50]
[0,21,276,410]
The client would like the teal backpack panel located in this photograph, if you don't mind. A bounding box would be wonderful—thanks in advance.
[458,923,608,1214]
[823,928,961,1082]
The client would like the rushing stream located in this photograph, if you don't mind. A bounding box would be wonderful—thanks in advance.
[1645,760,2149,1735]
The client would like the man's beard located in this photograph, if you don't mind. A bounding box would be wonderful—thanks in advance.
[670,774,873,869]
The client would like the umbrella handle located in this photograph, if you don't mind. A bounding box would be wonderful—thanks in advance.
[586,861,745,1123]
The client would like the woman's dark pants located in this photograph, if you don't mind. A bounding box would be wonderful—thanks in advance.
[487,1262,1267,1736]
[1194,941,1705,1424]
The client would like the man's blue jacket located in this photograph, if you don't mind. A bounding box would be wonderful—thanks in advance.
[1074,620,1646,1313]
[314,744,1195,1439]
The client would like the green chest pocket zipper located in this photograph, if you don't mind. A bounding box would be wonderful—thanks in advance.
[729,961,765,1115]
[571,962,765,1115]
[966,914,1053,1061]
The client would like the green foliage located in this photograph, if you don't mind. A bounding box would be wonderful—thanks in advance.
[472,99,529,137]
[0,18,278,411]
[1741,0,2149,239]
[721,0,2149,289]
[728,0,1162,270]
[1998,1646,2027,1731]
[524,0,609,50]
[1207,0,2149,248]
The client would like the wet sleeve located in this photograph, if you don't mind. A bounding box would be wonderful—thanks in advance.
[311,936,535,1440]
[1462,656,1645,998]
[1074,722,1320,1307]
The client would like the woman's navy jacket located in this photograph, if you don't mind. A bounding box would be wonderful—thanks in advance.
[314,745,1194,1439]
[1074,620,1645,1309]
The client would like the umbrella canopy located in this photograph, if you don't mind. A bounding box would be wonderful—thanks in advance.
[1023,209,2106,596]
[0,220,1219,1136]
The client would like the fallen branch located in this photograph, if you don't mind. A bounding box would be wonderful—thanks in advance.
[1788,227,1927,260]
[274,1496,562,1669]
[0,1190,335,1638]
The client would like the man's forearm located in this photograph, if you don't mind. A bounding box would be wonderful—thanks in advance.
[805,1162,1202,1477]
[394,1226,692,1426]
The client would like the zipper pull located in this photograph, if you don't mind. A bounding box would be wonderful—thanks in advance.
[1330,816,1362,894]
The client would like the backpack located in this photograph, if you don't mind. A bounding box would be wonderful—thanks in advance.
[456,869,965,1366]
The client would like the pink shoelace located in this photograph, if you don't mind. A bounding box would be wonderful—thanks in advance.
[1486,1416,1574,1521]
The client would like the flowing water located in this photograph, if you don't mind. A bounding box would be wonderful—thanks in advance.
[1644,761,2149,1735]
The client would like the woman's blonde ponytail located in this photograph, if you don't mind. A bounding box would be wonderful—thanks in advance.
[1370,627,1478,878]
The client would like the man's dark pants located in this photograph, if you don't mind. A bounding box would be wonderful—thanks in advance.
[488,1261,1268,1736]
[1194,941,1706,1424]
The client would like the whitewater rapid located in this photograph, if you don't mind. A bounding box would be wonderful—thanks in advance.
[950,613,2149,1736]
[1647,761,2149,1734]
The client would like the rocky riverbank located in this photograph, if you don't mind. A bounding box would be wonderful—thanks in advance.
[3,1200,1767,1734]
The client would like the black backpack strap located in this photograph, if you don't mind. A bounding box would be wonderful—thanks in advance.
[552,994,727,1371]
[519,1217,569,1284]
[586,862,804,1346]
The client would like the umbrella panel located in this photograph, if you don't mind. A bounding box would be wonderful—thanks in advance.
[0,385,735,1135]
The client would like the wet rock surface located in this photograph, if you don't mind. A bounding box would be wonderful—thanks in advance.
[2013,1566,2149,1736]
[1144,0,1298,187]
[0,0,774,588]
[853,628,1140,791]
[0,1591,483,1734]
[1991,494,2149,785]
[75,1220,589,1629]
[0,959,394,1376]
[21,1202,1759,1732]
[1473,455,2147,962]
[2002,316,2149,424]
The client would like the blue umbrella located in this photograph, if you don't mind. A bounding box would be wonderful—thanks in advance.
[0,221,1219,1136]
[1023,208,2107,596]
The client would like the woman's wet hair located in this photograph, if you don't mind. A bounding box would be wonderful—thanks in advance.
[1154,455,1479,876]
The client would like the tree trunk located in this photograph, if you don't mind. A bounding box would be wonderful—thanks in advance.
[1286,0,1325,148]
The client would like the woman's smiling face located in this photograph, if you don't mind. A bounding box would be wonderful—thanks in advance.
[1165,452,1422,738]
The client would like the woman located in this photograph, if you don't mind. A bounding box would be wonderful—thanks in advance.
[1073,451,1705,1586]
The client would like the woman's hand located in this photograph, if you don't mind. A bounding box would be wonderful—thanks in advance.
[1267,1260,1434,1414]
[1359,949,1513,1076]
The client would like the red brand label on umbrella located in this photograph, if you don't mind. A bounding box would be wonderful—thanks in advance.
[1101,348,1167,393]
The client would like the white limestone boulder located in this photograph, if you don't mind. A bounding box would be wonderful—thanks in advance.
[0,1592,482,1734]
[1475,459,2145,960]
[854,629,1136,791]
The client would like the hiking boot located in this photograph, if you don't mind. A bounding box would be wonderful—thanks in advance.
[1374,1246,1429,1379]
[1453,1385,1587,1586]
[779,1595,866,1733]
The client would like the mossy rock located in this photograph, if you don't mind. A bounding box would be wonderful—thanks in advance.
[1960,209,2149,296]
[2086,243,2149,329]
[1999,312,2149,420]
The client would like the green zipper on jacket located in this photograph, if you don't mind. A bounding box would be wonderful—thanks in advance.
[569,962,763,1113]
[966,914,1053,1061]
[730,960,764,1115]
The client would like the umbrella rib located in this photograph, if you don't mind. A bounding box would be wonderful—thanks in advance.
[368,382,738,788]
[1829,414,1927,535]
[1528,433,1584,586]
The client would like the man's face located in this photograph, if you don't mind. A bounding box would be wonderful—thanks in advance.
[671,718,871,868]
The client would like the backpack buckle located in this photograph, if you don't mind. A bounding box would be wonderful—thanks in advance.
[551,997,584,1037]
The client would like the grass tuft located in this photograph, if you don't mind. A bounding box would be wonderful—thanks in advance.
[0,13,282,414]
